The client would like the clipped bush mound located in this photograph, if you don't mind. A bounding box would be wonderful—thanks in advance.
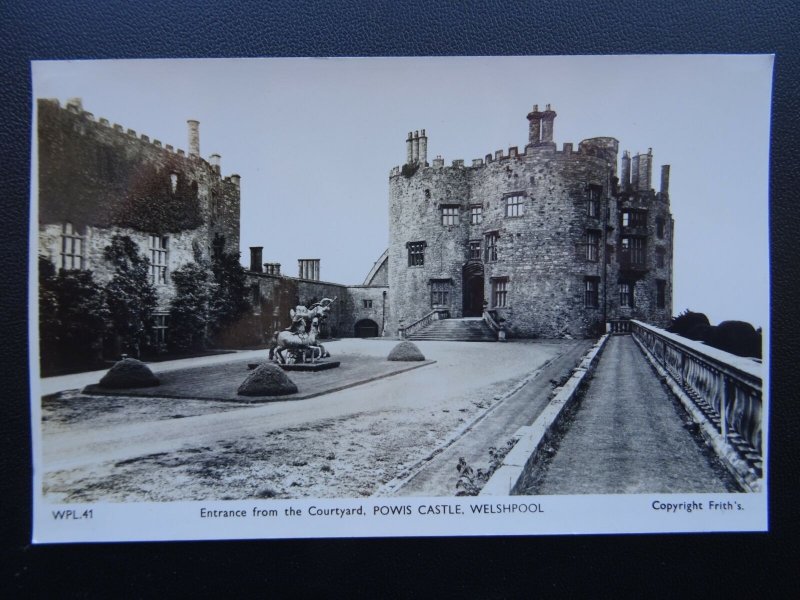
[387,341,426,362]
[668,310,710,340]
[706,321,762,358]
[238,362,298,396]
[98,358,159,389]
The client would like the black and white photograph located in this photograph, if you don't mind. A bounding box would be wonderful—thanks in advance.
[29,55,771,542]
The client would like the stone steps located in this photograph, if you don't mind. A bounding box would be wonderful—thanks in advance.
[408,318,497,342]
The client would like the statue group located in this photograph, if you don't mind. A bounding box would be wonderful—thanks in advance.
[269,298,335,364]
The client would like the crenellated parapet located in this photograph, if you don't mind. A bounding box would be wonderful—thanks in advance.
[44,98,236,185]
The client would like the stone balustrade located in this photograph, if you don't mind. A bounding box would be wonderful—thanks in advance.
[630,320,762,474]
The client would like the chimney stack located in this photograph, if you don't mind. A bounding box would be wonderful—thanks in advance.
[249,247,263,272]
[637,148,652,191]
[660,164,670,196]
[526,104,542,145]
[187,119,200,157]
[540,104,557,143]
[209,153,221,174]
[412,131,420,164]
[621,151,631,189]
[419,129,428,166]
[406,132,413,165]
[631,153,640,190]
[298,259,321,281]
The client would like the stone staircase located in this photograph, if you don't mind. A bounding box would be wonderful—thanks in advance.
[407,317,497,342]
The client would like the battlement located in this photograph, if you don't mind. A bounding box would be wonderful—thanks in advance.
[388,103,629,180]
[390,139,613,179]
[39,98,235,183]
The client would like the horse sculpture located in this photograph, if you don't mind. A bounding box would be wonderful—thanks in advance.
[270,316,330,364]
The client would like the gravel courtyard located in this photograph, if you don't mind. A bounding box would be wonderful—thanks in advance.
[41,339,573,502]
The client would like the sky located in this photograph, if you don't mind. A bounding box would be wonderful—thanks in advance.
[32,55,773,328]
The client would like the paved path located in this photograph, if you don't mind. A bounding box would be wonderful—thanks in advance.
[41,340,569,475]
[528,335,736,494]
[388,339,592,497]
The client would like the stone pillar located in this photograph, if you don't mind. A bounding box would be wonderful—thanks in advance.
[187,119,200,157]
[419,129,428,166]
[541,104,557,143]
[250,247,263,272]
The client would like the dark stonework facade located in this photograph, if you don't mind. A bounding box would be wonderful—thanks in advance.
[247,251,389,340]
[37,97,241,312]
[386,105,673,338]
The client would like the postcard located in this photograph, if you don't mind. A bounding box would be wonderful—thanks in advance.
[30,55,771,542]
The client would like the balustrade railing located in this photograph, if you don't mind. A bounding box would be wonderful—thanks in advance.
[607,319,631,334]
[630,320,763,473]
[398,309,450,338]
[482,309,500,332]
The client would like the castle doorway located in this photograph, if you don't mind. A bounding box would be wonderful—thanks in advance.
[462,262,484,317]
[354,319,380,338]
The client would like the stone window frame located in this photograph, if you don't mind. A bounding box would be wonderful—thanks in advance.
[170,172,179,193]
[60,222,84,270]
[655,247,666,268]
[584,276,600,308]
[586,184,602,219]
[149,234,169,285]
[656,279,666,309]
[656,216,666,239]
[491,276,509,308]
[469,204,483,225]
[430,279,452,307]
[484,231,499,262]
[622,208,647,228]
[441,204,460,226]
[619,281,635,308]
[363,299,373,309]
[620,236,646,266]
[585,229,601,262]
[406,241,426,267]
[504,192,526,218]
[468,239,482,261]
[151,312,169,349]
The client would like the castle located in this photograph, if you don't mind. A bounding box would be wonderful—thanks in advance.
[386,104,673,338]
[37,98,672,355]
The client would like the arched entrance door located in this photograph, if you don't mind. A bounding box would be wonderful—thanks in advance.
[462,262,484,317]
[354,319,380,338]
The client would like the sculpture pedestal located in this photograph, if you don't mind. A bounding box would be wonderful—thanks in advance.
[279,361,340,372]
